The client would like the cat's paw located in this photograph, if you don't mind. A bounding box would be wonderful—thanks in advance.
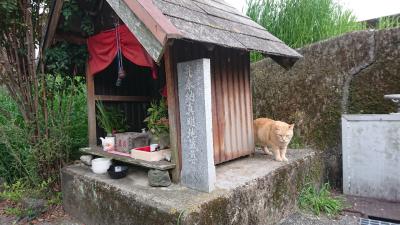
[275,157,283,162]
[265,150,273,156]
[282,157,289,162]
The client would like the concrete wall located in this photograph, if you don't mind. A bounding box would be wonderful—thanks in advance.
[342,114,400,201]
[251,27,400,186]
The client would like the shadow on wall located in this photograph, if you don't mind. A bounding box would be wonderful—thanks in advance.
[251,27,400,187]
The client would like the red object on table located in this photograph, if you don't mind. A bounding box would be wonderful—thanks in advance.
[132,146,151,152]
[87,24,157,79]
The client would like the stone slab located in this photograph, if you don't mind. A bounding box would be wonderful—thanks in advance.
[62,149,324,225]
[342,115,400,201]
[177,58,215,193]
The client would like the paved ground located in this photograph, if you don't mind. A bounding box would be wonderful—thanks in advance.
[345,195,400,221]
[278,212,359,225]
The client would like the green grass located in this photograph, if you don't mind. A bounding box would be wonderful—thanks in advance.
[298,183,344,216]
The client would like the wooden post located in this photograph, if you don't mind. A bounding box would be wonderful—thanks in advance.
[164,45,182,183]
[86,63,97,147]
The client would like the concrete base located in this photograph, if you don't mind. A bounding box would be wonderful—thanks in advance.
[62,149,323,225]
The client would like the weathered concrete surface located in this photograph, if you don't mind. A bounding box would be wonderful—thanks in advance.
[251,28,400,187]
[342,114,400,201]
[278,212,359,225]
[62,149,323,225]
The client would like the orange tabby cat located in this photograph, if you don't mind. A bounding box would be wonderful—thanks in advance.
[254,118,294,162]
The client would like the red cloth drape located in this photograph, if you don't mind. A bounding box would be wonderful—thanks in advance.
[87,24,157,78]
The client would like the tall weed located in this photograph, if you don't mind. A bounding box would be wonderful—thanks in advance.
[0,75,87,189]
[0,88,37,183]
[247,0,366,61]
[378,16,400,29]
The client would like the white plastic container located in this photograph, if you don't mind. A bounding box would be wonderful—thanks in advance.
[130,149,171,162]
[91,158,111,174]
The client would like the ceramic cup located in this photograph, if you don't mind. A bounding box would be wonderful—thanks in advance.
[150,144,159,152]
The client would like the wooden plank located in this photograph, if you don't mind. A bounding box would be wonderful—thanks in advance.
[158,0,206,14]
[105,0,163,62]
[233,33,302,59]
[164,44,182,182]
[167,17,245,50]
[94,95,152,102]
[123,0,182,43]
[192,0,242,17]
[86,66,97,147]
[80,147,176,170]
[42,0,65,51]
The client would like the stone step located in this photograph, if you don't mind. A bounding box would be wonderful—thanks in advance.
[62,149,323,225]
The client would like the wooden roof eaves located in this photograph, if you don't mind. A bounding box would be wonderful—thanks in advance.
[158,0,265,32]
[163,14,287,49]
[156,1,282,44]
[40,0,64,58]
[106,0,183,62]
[166,16,302,61]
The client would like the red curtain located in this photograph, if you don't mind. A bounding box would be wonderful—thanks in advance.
[87,24,157,78]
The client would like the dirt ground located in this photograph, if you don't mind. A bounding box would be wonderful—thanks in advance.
[0,199,81,225]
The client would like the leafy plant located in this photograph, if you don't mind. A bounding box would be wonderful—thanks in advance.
[144,98,169,137]
[298,183,344,216]
[45,42,88,76]
[0,180,28,202]
[61,0,95,36]
[96,102,129,135]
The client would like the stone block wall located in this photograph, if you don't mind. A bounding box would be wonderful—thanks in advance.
[251,28,400,186]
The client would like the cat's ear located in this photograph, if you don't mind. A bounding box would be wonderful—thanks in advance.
[289,124,295,129]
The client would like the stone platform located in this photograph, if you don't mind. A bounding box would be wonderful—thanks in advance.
[62,149,323,225]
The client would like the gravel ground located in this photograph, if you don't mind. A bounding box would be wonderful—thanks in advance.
[278,212,359,225]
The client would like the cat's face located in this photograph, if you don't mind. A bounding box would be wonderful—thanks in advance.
[275,123,294,144]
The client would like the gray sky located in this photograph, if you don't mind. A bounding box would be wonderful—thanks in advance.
[229,0,400,21]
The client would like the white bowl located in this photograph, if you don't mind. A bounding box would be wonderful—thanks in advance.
[91,158,111,174]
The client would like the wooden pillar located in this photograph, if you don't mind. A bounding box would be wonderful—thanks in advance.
[86,63,97,147]
[164,45,182,183]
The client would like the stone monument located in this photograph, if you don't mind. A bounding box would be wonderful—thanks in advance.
[177,58,216,193]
